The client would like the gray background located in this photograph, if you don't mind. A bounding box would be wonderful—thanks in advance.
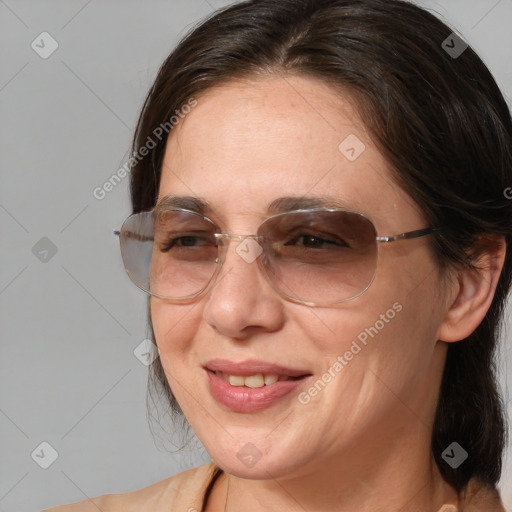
[0,1,511,510]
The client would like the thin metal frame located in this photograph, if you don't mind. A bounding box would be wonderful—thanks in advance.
[114,207,442,306]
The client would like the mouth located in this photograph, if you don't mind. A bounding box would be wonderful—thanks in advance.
[204,359,312,412]
[212,370,307,388]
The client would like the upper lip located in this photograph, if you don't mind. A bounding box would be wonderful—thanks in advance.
[205,359,311,377]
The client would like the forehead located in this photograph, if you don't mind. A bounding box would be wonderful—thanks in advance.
[158,75,423,231]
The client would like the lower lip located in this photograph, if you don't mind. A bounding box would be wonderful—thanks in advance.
[206,370,310,413]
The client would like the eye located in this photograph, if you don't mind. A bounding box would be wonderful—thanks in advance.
[284,233,350,249]
[160,232,217,253]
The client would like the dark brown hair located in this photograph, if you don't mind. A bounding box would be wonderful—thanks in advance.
[128,0,512,493]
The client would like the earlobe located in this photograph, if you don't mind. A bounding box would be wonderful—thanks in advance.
[438,236,506,343]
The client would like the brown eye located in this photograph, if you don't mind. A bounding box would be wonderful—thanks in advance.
[161,233,216,252]
[283,233,349,249]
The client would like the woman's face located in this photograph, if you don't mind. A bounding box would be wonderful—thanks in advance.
[151,75,450,480]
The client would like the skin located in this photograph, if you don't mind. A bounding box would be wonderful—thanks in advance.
[150,74,506,512]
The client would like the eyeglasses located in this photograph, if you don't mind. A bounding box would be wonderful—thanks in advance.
[114,207,441,307]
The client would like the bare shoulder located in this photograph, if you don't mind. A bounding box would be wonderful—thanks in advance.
[42,462,221,512]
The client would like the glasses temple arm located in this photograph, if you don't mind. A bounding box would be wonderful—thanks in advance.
[376,226,442,243]
[113,230,154,242]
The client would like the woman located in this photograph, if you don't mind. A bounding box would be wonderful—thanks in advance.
[46,0,511,510]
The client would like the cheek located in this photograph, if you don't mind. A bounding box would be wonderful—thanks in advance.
[150,298,199,358]
[307,302,406,383]
[149,299,205,412]
[303,260,441,393]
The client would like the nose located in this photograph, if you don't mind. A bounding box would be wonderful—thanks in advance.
[202,236,285,339]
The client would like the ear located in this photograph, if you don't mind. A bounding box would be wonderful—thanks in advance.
[438,235,507,343]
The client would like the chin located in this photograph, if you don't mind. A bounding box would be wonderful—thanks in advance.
[203,436,308,481]
[213,454,295,480]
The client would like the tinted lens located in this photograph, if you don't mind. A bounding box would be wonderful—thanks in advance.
[258,210,378,305]
[119,210,219,300]
[119,209,378,305]
[118,211,155,293]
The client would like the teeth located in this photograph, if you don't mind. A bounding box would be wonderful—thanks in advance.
[244,374,264,388]
[264,374,279,385]
[228,375,245,386]
[220,372,283,388]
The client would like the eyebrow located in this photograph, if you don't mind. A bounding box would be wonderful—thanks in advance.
[154,195,352,216]
[267,196,351,213]
[154,195,211,215]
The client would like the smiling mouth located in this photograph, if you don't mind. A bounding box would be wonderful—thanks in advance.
[205,366,313,412]
[213,370,309,388]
